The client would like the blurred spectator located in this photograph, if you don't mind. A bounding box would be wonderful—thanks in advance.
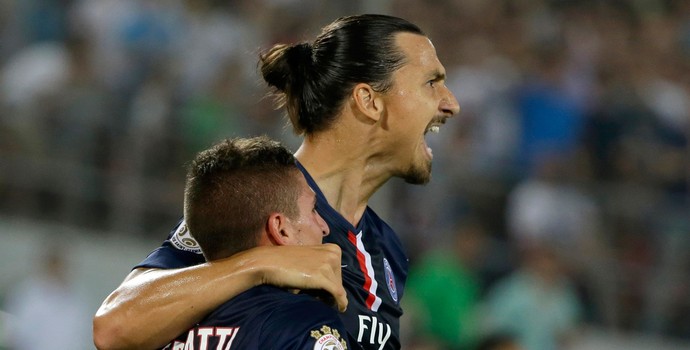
[27,0,74,42]
[404,217,489,350]
[4,244,90,350]
[69,0,143,91]
[482,242,583,350]
[514,42,586,177]
[505,152,616,327]
[642,207,690,339]
[172,0,260,98]
[505,154,601,258]
[0,41,69,110]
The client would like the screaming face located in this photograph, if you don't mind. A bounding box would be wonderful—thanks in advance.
[383,33,460,185]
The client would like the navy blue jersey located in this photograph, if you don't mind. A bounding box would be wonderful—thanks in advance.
[137,162,409,350]
[160,285,353,350]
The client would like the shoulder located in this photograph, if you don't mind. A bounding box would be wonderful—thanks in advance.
[268,292,342,324]
[362,206,400,241]
[261,292,352,349]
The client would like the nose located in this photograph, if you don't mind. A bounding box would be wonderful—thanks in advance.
[317,213,330,236]
[440,86,461,116]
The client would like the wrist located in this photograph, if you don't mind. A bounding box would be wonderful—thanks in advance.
[216,246,272,287]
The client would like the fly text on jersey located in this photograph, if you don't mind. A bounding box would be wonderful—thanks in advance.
[357,315,391,350]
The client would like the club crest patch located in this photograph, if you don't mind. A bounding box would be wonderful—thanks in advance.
[310,325,347,350]
[383,258,398,303]
[170,221,202,254]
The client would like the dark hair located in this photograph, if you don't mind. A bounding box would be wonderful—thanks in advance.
[183,136,301,261]
[259,14,424,135]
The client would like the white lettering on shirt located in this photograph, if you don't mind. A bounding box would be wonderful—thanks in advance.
[357,315,391,350]
[161,327,240,350]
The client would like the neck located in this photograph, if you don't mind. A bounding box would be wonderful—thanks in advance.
[295,128,393,226]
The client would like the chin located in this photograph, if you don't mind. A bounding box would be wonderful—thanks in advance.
[402,161,432,185]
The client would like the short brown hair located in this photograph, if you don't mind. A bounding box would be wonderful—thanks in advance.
[183,136,300,261]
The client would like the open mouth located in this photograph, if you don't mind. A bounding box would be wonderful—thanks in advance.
[424,116,447,135]
[423,117,447,159]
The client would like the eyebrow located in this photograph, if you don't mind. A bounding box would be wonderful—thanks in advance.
[429,70,446,81]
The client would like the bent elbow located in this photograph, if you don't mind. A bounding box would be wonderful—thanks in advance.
[92,312,130,350]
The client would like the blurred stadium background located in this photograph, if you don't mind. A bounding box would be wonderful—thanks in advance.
[1,0,690,349]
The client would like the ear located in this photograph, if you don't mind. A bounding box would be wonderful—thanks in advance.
[351,83,383,123]
[266,212,291,246]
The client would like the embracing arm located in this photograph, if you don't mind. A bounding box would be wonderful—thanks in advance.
[92,243,346,350]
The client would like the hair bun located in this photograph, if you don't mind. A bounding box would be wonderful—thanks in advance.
[290,42,314,66]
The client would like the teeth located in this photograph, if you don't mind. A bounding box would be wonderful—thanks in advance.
[428,125,440,133]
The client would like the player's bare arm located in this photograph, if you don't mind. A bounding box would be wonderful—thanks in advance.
[92,243,345,350]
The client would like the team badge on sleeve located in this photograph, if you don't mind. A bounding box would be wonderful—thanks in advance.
[383,258,398,303]
[310,325,347,350]
[170,221,202,254]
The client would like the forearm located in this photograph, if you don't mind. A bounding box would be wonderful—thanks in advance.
[93,255,260,350]
[92,244,345,350]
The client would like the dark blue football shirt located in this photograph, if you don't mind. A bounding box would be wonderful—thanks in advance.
[138,161,409,350]
[160,285,353,350]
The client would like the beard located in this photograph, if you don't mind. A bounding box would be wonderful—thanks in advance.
[401,158,432,185]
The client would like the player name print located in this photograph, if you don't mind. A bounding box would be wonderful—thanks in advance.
[161,327,239,350]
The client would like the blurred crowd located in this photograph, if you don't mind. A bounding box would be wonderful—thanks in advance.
[1,0,689,349]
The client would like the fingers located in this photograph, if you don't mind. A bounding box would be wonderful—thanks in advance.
[319,244,348,312]
[251,244,348,312]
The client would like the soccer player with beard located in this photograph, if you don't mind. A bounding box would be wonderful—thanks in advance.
[94,14,459,350]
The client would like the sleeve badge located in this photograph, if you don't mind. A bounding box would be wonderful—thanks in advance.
[169,221,202,254]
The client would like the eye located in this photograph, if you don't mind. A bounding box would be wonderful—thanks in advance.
[427,80,436,88]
